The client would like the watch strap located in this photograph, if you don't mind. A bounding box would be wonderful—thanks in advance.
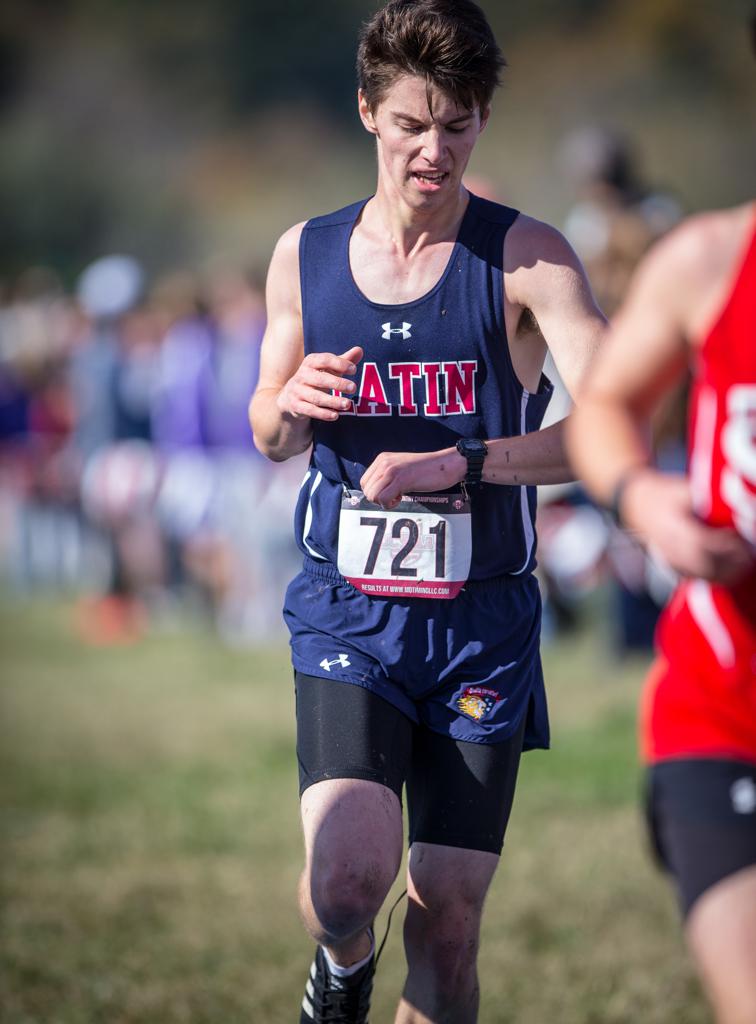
[456,439,487,485]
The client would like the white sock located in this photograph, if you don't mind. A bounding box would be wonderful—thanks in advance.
[323,931,375,978]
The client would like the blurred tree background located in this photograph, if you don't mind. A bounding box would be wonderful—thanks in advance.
[1,0,754,284]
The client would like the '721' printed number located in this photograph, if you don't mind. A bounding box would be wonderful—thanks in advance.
[360,516,447,578]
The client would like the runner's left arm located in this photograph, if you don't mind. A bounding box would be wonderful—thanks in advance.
[361,220,606,507]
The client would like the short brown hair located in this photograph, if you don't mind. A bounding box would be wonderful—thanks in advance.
[357,0,506,114]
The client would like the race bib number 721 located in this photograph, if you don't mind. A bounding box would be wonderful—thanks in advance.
[337,490,472,599]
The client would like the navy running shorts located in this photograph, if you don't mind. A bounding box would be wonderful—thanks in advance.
[284,556,550,750]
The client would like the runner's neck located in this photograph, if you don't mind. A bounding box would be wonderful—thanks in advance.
[361,184,470,257]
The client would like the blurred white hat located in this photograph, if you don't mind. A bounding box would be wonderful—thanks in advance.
[76,254,144,319]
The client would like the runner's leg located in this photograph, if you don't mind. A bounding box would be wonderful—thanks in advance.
[396,843,498,1024]
[395,717,526,1023]
[686,866,756,1024]
[296,673,412,966]
[300,778,404,964]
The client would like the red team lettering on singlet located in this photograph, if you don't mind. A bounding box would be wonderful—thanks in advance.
[389,362,422,415]
[641,219,756,766]
[444,361,478,415]
[354,362,391,416]
[423,363,444,416]
[335,360,479,417]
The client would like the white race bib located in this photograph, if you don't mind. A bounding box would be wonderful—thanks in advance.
[337,489,472,599]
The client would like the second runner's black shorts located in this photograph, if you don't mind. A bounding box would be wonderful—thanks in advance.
[646,757,756,917]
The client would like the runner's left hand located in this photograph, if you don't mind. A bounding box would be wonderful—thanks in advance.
[360,448,465,509]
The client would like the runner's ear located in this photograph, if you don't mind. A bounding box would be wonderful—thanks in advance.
[358,90,378,135]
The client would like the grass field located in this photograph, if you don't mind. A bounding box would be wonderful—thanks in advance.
[0,595,710,1023]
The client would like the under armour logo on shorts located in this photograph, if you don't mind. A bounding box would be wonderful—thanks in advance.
[319,653,352,672]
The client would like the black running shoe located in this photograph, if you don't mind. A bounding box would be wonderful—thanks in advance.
[299,943,374,1024]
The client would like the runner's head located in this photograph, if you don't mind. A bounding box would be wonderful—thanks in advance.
[357,0,505,118]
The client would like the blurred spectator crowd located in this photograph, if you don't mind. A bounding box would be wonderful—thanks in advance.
[0,254,305,644]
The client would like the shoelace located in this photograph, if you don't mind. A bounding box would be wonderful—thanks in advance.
[320,985,368,1024]
[375,888,407,966]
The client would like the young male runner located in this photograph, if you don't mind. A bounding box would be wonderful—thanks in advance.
[250,2,605,1021]
[567,86,756,1024]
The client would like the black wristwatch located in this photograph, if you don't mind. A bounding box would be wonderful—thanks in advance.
[455,438,488,486]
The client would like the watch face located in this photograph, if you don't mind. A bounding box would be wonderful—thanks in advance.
[458,439,487,456]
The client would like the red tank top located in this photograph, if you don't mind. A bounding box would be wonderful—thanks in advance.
[641,213,756,764]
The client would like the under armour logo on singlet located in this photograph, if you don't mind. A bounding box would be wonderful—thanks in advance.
[382,322,412,340]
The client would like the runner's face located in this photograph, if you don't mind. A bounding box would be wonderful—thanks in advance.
[359,74,488,207]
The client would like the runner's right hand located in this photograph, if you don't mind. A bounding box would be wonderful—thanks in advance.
[276,346,363,421]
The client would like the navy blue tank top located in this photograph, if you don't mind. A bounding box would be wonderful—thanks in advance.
[294,193,553,581]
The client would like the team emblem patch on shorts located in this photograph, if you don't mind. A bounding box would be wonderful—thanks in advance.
[457,686,499,721]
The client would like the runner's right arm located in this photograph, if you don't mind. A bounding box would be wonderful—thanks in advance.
[249,223,363,462]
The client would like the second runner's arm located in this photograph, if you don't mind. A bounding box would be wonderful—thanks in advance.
[566,220,753,582]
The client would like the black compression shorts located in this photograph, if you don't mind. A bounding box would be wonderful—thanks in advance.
[646,758,756,918]
[295,672,526,855]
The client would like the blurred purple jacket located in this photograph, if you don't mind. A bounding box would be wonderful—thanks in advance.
[153,314,264,454]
